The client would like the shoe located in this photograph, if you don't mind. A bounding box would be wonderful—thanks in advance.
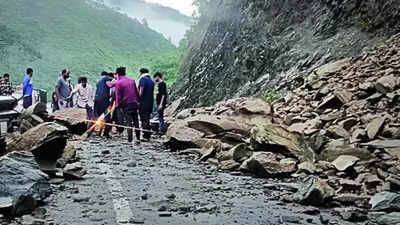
[134,140,141,145]
[141,138,150,142]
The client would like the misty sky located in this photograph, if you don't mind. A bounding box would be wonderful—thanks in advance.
[144,0,195,16]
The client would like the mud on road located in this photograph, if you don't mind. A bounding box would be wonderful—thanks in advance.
[43,137,356,225]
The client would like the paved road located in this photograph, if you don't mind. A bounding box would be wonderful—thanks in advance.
[45,137,356,225]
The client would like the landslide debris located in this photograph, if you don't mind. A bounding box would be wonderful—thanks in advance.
[165,33,400,221]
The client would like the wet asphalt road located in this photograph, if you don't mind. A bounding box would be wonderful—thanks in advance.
[44,136,356,225]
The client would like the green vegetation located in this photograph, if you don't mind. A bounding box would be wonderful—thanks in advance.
[0,0,183,96]
[259,89,284,103]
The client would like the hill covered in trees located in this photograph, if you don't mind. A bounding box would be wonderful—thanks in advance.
[0,0,182,94]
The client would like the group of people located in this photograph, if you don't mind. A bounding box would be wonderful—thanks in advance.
[89,67,168,143]
[5,67,168,144]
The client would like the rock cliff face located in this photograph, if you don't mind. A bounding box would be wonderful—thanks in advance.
[174,0,400,108]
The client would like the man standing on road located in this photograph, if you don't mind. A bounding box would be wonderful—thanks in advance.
[0,73,14,96]
[55,69,73,110]
[153,72,167,135]
[94,71,114,138]
[22,68,33,109]
[70,77,94,120]
[138,68,154,142]
[114,67,141,144]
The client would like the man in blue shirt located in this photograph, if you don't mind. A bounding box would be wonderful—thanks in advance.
[138,68,154,141]
[22,68,33,109]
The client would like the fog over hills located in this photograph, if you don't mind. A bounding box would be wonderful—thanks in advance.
[94,0,193,45]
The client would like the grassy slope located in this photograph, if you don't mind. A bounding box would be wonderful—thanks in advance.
[0,0,180,94]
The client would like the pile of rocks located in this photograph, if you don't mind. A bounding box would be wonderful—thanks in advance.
[0,105,88,219]
[165,33,400,223]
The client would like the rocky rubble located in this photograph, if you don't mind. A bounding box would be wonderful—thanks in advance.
[0,152,51,218]
[0,107,88,220]
[165,33,400,223]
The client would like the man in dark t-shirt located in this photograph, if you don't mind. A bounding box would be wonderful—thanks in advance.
[94,71,114,137]
[138,68,154,141]
[153,72,167,135]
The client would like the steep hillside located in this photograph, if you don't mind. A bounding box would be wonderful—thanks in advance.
[94,0,193,45]
[174,0,400,108]
[0,0,175,93]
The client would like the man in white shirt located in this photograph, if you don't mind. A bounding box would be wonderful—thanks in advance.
[70,77,94,120]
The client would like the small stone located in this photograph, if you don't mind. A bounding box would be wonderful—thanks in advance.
[166,194,176,200]
[326,125,350,139]
[331,155,359,171]
[280,215,300,224]
[127,161,137,167]
[158,206,168,212]
[101,150,111,155]
[159,212,172,217]
[73,196,90,203]
[367,117,386,140]
[338,208,368,222]
[129,218,145,224]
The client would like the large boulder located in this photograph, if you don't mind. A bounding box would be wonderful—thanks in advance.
[165,97,185,118]
[51,108,88,135]
[165,121,204,150]
[369,212,400,225]
[236,98,272,115]
[7,122,68,160]
[250,124,316,162]
[213,97,272,116]
[0,152,51,217]
[19,114,44,134]
[186,115,251,136]
[217,144,252,163]
[370,192,400,212]
[319,140,372,162]
[239,152,297,177]
[293,177,335,206]
[24,103,48,117]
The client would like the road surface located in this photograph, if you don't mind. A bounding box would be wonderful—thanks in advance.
[44,136,356,225]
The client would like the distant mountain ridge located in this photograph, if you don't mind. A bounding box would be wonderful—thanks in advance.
[94,0,193,45]
[0,0,175,94]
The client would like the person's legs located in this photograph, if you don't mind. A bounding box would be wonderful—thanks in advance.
[142,108,151,140]
[103,113,112,137]
[23,96,32,109]
[115,108,125,134]
[132,109,141,141]
[58,100,68,110]
[122,108,134,142]
[139,108,148,140]
[85,105,94,120]
[158,108,165,135]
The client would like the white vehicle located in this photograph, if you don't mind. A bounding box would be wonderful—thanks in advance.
[0,95,19,134]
